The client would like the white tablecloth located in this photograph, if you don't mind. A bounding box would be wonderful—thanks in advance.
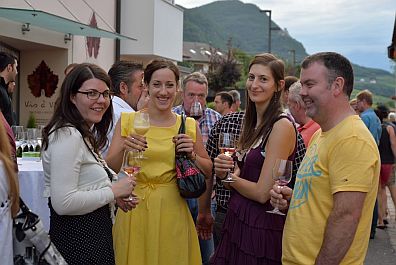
[17,158,49,231]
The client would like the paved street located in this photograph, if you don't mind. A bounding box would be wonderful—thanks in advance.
[365,190,396,264]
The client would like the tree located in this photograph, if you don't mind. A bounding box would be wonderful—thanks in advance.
[207,38,241,92]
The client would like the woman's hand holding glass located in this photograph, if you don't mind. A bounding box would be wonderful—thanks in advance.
[217,133,238,183]
[214,154,236,181]
[124,133,147,153]
[111,171,137,201]
[121,150,142,202]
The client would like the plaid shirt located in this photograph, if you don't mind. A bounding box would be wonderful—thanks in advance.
[205,112,245,211]
[206,112,306,211]
[172,105,221,146]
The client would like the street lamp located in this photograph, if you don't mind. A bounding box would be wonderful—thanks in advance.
[288,49,296,75]
[288,49,296,67]
[260,10,281,53]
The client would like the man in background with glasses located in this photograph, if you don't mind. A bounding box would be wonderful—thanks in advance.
[173,72,221,264]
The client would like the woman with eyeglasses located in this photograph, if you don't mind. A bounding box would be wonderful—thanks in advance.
[41,63,137,264]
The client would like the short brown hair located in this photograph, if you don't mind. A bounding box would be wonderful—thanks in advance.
[356,89,373,106]
[301,52,354,97]
[216,91,234,108]
[182,72,208,93]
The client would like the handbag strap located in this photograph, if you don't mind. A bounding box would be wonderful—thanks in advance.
[17,197,40,230]
[176,114,187,157]
[82,138,114,182]
[18,197,31,215]
[178,113,186,134]
[260,114,297,150]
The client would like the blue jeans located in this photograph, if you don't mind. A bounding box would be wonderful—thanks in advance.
[186,198,216,265]
[213,208,226,249]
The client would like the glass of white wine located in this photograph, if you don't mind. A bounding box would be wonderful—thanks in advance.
[134,111,150,158]
[121,150,141,202]
[266,159,293,215]
[218,133,238,183]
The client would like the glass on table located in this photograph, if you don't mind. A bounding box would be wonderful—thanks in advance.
[266,159,293,215]
[12,126,26,158]
[121,150,142,202]
[36,125,45,148]
[218,132,238,183]
[12,126,25,147]
[26,128,39,152]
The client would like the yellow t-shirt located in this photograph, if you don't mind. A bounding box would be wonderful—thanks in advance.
[283,115,380,265]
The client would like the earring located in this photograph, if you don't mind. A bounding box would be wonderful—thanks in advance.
[273,91,280,103]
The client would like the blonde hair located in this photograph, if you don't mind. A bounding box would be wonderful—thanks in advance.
[388,112,396,122]
[0,123,19,217]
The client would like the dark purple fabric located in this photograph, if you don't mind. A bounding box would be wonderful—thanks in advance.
[210,145,286,265]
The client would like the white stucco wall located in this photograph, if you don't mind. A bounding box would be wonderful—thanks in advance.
[120,0,183,61]
[0,0,118,124]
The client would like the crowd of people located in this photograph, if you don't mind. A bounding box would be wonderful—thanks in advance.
[0,49,394,265]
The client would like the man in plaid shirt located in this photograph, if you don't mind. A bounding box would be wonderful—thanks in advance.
[206,111,306,247]
[173,72,221,264]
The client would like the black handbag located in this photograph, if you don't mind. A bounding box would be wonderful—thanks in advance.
[175,114,206,198]
[13,198,67,265]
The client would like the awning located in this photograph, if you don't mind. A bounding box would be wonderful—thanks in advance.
[0,7,136,41]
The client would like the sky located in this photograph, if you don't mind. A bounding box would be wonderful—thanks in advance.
[175,0,396,72]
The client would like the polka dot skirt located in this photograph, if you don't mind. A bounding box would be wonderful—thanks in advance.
[48,199,115,265]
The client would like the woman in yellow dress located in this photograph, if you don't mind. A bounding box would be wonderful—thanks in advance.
[106,59,213,265]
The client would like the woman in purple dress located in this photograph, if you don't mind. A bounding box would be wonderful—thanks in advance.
[210,53,297,265]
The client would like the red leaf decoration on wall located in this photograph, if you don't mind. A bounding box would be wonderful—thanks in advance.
[27,60,59,98]
[86,12,101,59]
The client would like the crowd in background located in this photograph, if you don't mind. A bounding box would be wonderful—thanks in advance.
[0,49,394,265]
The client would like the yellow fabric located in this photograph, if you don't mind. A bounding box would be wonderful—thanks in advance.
[114,112,200,265]
[283,115,380,265]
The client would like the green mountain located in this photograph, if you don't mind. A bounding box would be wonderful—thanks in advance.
[183,0,308,63]
[182,0,395,105]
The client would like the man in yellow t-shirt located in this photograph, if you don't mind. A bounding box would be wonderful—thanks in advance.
[270,52,380,265]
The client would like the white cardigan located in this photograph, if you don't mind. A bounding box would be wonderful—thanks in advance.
[42,127,114,215]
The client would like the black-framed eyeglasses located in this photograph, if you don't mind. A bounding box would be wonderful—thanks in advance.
[76,90,113,100]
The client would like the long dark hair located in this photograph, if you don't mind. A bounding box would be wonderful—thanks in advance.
[238,53,285,151]
[42,63,113,153]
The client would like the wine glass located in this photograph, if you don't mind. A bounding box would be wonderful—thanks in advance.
[218,133,238,183]
[266,159,293,215]
[36,125,45,149]
[134,112,150,158]
[12,126,24,148]
[13,127,25,158]
[121,150,141,202]
[190,100,203,120]
[26,128,39,152]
